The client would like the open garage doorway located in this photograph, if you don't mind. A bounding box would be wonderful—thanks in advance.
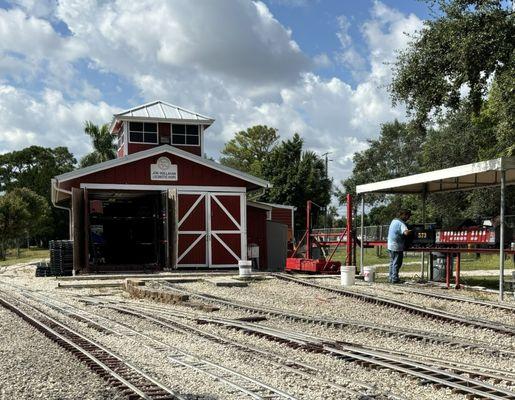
[85,190,174,272]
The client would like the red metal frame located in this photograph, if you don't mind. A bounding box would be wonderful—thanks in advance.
[286,197,355,274]
[346,194,352,266]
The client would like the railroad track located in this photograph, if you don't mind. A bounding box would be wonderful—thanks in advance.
[99,299,515,386]
[391,286,515,312]
[196,316,515,400]
[92,300,396,400]
[17,288,387,400]
[2,288,301,400]
[9,284,514,399]
[273,273,515,335]
[0,292,183,400]
[160,283,515,357]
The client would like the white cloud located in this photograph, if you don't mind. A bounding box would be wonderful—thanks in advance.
[313,53,332,68]
[363,0,423,82]
[0,0,424,191]
[0,85,116,157]
[334,14,367,78]
[56,0,310,91]
[7,0,57,19]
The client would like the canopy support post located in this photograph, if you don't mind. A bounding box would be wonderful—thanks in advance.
[360,195,365,274]
[420,186,427,282]
[499,169,506,302]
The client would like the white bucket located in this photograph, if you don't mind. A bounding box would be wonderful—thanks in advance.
[340,265,355,286]
[363,266,375,283]
[238,260,252,277]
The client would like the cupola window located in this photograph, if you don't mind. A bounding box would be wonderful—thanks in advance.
[129,122,158,144]
[172,124,199,145]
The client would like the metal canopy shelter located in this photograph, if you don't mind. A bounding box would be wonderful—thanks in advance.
[356,156,515,301]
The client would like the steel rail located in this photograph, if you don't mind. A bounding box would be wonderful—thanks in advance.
[17,289,397,400]
[160,283,515,357]
[392,286,515,312]
[99,302,390,400]
[35,291,378,400]
[8,288,299,400]
[197,316,515,400]
[0,293,183,400]
[273,273,515,335]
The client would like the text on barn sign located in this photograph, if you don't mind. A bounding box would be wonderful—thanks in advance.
[150,157,178,181]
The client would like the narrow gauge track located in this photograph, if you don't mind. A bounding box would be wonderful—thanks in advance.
[160,283,515,357]
[92,300,397,400]
[389,286,515,312]
[14,288,385,400]
[4,288,301,400]
[97,299,515,387]
[0,293,183,400]
[197,316,515,400]
[273,273,515,335]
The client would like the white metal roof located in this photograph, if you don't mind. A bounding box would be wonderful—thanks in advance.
[247,201,274,211]
[54,145,270,189]
[260,202,297,210]
[356,156,515,194]
[109,100,214,132]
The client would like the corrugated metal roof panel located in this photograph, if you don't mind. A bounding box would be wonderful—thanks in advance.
[110,101,215,132]
[115,100,213,122]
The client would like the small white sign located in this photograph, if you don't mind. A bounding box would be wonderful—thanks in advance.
[151,156,178,181]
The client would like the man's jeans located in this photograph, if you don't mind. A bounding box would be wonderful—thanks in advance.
[388,250,403,283]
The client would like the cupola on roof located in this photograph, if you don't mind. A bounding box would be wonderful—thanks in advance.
[110,100,215,132]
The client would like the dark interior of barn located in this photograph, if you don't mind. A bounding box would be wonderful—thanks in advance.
[88,191,166,270]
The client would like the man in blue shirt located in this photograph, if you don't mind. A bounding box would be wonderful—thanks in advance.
[387,209,412,283]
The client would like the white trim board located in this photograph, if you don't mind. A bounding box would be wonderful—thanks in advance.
[259,202,297,210]
[79,183,247,193]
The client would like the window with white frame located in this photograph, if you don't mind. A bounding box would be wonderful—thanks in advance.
[129,122,158,143]
[172,124,199,145]
[117,132,125,149]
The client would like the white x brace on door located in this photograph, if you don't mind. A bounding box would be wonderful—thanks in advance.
[177,191,246,268]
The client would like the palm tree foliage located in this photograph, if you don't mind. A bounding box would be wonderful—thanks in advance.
[80,121,116,167]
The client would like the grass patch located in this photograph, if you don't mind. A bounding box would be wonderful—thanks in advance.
[0,248,49,267]
[330,247,514,273]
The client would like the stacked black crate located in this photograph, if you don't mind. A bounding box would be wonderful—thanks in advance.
[35,261,51,277]
[49,240,73,276]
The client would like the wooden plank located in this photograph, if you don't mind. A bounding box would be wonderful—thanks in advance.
[168,188,178,269]
[72,187,85,274]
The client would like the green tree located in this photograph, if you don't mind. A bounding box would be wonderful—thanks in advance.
[220,125,279,177]
[391,0,514,121]
[0,146,76,199]
[474,77,515,157]
[80,121,116,167]
[341,120,426,202]
[262,133,332,232]
[0,188,50,259]
[0,146,76,240]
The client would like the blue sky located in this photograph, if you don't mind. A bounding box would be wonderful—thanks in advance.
[263,0,430,83]
[0,0,430,189]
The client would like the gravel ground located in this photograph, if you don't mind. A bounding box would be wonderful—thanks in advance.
[0,306,124,400]
[309,277,515,325]
[16,291,471,400]
[175,279,515,349]
[1,265,514,400]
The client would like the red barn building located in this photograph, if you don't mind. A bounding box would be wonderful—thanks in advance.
[51,101,275,274]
